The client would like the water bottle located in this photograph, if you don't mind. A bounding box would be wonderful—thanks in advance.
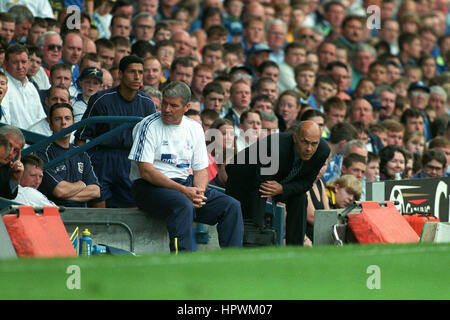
[395,172,402,180]
[79,229,92,257]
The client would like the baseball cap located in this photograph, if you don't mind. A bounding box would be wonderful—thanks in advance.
[229,64,252,76]
[79,67,103,82]
[408,81,430,93]
[364,94,386,110]
[229,21,243,36]
[249,43,272,55]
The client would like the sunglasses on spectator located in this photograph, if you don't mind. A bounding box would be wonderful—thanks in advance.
[46,44,62,51]
[299,34,315,40]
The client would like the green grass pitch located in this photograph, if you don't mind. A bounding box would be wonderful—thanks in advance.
[0,242,449,300]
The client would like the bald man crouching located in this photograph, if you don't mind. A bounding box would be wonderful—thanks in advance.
[226,121,330,246]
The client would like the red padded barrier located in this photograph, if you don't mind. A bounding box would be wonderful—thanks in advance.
[348,201,419,244]
[2,206,76,258]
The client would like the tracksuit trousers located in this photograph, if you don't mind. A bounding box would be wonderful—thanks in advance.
[132,176,244,252]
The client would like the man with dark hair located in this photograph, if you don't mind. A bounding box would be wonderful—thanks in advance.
[129,81,244,252]
[75,55,156,208]
[36,103,100,207]
[412,149,447,179]
[168,57,194,85]
[335,15,366,52]
[0,12,16,44]
[323,122,358,183]
[0,126,24,199]
[398,32,422,68]
[109,13,132,39]
[7,5,36,44]
[2,44,46,130]
[341,153,367,181]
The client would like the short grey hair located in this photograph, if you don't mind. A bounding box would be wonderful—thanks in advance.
[265,18,287,34]
[374,84,396,96]
[430,85,447,100]
[162,81,191,106]
[344,139,367,157]
[141,86,162,105]
[36,31,61,48]
[260,111,278,123]
[0,125,25,149]
[132,12,154,27]
[354,43,376,57]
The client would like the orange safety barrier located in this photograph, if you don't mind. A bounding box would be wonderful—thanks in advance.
[403,214,440,237]
[348,201,419,244]
[2,206,77,258]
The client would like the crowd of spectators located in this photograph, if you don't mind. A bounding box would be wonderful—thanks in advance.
[0,0,449,245]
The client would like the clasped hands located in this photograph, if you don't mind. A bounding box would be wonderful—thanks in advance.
[183,186,207,208]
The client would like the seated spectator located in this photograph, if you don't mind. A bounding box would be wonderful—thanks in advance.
[28,85,72,138]
[200,109,219,133]
[185,109,201,124]
[312,75,337,113]
[379,145,407,181]
[206,118,237,184]
[27,46,51,91]
[72,67,103,123]
[325,175,362,209]
[276,89,301,130]
[306,158,329,243]
[143,56,164,89]
[140,85,162,112]
[412,149,448,179]
[428,136,450,176]
[403,131,426,156]
[2,45,47,130]
[236,110,262,152]
[260,111,279,138]
[294,62,317,108]
[322,96,347,140]
[36,103,101,207]
[323,122,358,183]
[365,152,380,182]
[299,109,325,135]
[39,63,73,114]
[380,119,405,147]
[202,82,226,116]
[254,77,279,104]
[341,153,367,182]
[14,154,55,206]
[0,126,24,200]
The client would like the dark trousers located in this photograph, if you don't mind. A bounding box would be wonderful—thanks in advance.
[284,193,307,246]
[132,176,244,252]
[229,189,307,246]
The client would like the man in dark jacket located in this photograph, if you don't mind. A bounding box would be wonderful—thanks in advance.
[0,126,24,199]
[226,121,330,245]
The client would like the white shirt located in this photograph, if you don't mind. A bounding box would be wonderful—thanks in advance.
[128,113,209,182]
[14,186,56,207]
[277,61,296,93]
[0,0,54,18]
[72,98,88,123]
[1,71,47,130]
[31,67,51,91]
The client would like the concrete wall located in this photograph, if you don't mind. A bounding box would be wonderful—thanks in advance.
[60,208,220,255]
